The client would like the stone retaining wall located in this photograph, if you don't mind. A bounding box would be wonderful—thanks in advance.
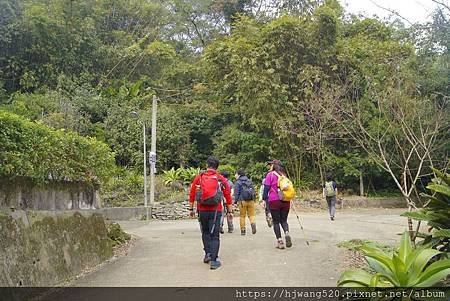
[0,210,112,287]
[0,177,100,211]
[151,200,191,220]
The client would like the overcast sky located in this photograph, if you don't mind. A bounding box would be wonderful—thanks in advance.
[339,0,441,24]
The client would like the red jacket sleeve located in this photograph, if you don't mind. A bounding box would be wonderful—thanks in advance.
[189,175,200,204]
[218,174,232,205]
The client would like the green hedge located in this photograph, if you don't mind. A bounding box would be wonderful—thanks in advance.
[0,110,115,184]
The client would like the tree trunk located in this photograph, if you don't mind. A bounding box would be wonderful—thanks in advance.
[359,172,364,197]
[317,151,324,186]
[318,161,324,187]
[406,199,415,245]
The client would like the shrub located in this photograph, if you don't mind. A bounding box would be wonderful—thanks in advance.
[102,170,187,207]
[401,168,450,253]
[101,167,144,207]
[162,167,183,186]
[179,167,200,185]
[162,167,200,187]
[217,164,236,176]
[0,110,115,184]
[107,222,131,247]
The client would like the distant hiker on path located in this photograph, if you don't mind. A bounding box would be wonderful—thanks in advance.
[234,169,257,235]
[263,160,292,249]
[189,156,233,270]
[220,171,234,233]
[323,175,338,221]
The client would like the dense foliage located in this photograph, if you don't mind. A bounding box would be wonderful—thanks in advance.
[0,110,115,184]
[402,169,450,252]
[0,0,448,201]
[162,167,200,186]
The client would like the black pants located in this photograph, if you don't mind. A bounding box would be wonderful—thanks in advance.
[199,210,222,261]
[270,208,289,239]
[264,200,270,216]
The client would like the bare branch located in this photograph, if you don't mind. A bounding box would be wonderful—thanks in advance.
[431,0,450,11]
[377,140,407,195]
[368,0,414,25]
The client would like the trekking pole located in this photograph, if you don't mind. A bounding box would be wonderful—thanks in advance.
[291,204,310,246]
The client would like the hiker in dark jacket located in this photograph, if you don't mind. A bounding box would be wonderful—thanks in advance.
[323,175,338,221]
[234,169,257,235]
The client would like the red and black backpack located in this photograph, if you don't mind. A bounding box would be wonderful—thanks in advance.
[195,171,224,206]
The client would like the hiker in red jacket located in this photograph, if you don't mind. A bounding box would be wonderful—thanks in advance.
[188,156,233,270]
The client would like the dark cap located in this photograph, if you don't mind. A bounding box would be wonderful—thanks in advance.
[266,159,283,166]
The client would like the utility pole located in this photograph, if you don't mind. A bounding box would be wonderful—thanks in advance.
[148,95,158,219]
[130,111,148,218]
[143,121,148,216]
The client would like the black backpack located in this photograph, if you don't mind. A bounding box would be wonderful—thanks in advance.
[240,179,256,201]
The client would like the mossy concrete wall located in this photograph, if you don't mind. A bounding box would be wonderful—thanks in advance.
[0,210,112,286]
[0,177,100,210]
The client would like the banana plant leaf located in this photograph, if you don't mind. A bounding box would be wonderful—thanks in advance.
[434,229,450,238]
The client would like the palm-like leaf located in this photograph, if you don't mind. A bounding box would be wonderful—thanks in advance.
[338,269,374,287]
[398,231,412,262]
[179,167,200,185]
[338,269,392,287]
[162,167,182,186]
[413,259,450,287]
[163,167,200,186]
[408,248,440,275]
[434,229,450,238]
[338,232,450,288]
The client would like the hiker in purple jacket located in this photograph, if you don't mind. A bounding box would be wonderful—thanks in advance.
[262,160,292,249]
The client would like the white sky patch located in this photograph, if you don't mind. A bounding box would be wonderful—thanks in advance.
[339,0,440,24]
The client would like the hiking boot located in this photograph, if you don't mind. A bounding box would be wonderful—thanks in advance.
[203,253,211,263]
[285,235,292,248]
[210,260,221,270]
[219,226,224,234]
[276,239,285,249]
[241,229,246,236]
[251,223,257,234]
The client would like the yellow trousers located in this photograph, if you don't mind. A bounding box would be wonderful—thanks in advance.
[239,200,255,229]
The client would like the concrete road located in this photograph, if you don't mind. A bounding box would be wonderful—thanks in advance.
[73,208,409,287]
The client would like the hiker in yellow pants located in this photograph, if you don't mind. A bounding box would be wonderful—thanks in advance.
[239,200,256,234]
[234,169,257,235]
